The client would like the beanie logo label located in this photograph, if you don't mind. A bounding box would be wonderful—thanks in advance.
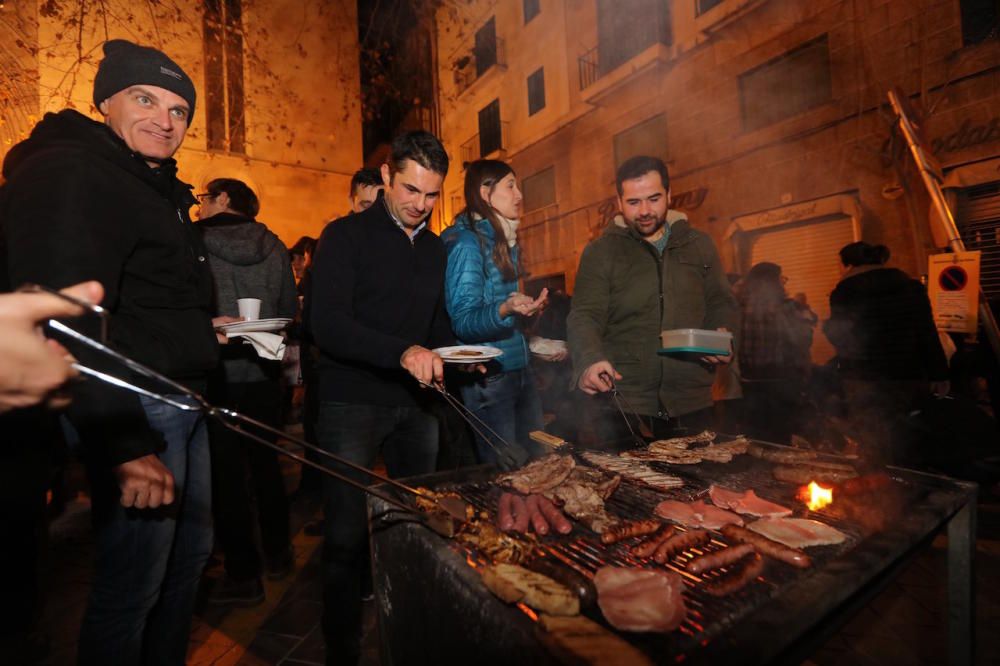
[160,66,183,80]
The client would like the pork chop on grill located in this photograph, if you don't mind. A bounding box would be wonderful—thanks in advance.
[654,499,744,530]
[709,485,792,518]
[593,567,687,633]
[747,517,848,548]
[497,454,576,494]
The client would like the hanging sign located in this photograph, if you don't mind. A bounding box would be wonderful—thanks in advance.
[928,251,980,333]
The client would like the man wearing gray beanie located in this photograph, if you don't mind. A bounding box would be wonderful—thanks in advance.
[0,39,229,665]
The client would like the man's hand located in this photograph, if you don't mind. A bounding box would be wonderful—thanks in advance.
[113,454,175,509]
[578,360,621,395]
[499,288,549,318]
[212,315,243,344]
[701,327,734,366]
[0,280,104,413]
[497,492,572,535]
[401,345,445,387]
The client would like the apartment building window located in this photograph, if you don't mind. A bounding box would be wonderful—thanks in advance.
[696,0,725,15]
[524,0,540,23]
[203,0,246,153]
[475,17,498,76]
[527,68,546,116]
[522,166,556,212]
[613,114,668,169]
[596,0,671,75]
[961,0,1000,44]
[479,99,502,156]
[738,35,832,132]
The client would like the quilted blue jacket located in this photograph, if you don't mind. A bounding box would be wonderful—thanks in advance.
[442,213,529,371]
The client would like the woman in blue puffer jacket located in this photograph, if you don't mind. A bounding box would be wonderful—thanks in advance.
[442,159,550,466]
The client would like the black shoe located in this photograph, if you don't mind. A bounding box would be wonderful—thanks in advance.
[207,576,265,607]
[303,519,324,537]
[266,547,294,581]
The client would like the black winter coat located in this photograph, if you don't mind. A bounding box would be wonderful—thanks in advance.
[823,266,947,382]
[0,110,218,465]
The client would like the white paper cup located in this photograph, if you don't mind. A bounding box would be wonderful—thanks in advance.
[237,298,261,321]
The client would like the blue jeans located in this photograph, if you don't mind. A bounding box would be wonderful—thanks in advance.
[78,395,212,666]
[459,367,544,466]
[315,401,438,665]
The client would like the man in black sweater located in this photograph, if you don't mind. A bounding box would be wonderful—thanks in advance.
[309,131,453,664]
[1,40,225,664]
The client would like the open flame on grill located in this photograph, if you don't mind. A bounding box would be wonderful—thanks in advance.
[798,481,833,511]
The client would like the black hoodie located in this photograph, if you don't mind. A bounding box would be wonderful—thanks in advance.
[0,110,218,464]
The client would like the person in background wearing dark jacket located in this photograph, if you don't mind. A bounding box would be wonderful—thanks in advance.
[737,262,816,443]
[568,156,738,446]
[196,178,298,605]
[0,40,229,665]
[309,131,454,665]
[348,167,384,214]
[442,159,548,467]
[824,241,949,463]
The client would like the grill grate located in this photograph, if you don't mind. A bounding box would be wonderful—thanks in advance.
[431,448,911,662]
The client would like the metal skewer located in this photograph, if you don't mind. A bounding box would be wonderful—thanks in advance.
[48,319,470,523]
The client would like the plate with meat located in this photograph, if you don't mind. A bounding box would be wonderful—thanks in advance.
[432,345,503,364]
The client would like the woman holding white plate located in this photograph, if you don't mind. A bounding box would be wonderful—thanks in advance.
[442,160,552,466]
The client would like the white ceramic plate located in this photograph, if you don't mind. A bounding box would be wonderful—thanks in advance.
[433,345,503,364]
[216,317,292,334]
[529,337,567,359]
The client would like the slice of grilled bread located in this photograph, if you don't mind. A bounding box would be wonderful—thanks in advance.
[481,563,579,616]
[537,614,652,665]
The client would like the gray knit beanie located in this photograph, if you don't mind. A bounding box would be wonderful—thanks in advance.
[93,40,196,124]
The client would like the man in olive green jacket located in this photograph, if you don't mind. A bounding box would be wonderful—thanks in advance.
[567,156,737,440]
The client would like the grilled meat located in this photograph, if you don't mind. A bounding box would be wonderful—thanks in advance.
[594,567,687,633]
[653,529,711,564]
[687,542,755,575]
[654,499,744,530]
[481,562,580,616]
[772,461,858,485]
[455,520,538,564]
[579,451,684,491]
[721,524,811,568]
[702,552,765,597]
[631,525,677,558]
[497,454,576,494]
[747,517,848,548]
[600,519,662,545]
[709,485,792,518]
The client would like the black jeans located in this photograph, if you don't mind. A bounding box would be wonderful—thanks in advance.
[208,379,290,582]
[315,401,438,666]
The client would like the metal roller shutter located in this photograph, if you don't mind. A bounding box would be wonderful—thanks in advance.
[957,181,1000,301]
[747,215,856,363]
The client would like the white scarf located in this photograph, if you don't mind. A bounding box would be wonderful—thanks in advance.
[473,212,519,247]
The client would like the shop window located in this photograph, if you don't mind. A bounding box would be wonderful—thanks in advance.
[739,35,832,132]
[522,166,556,212]
[527,67,546,116]
[613,114,668,170]
[960,0,1000,45]
[524,0,540,23]
[479,99,502,156]
[203,0,245,153]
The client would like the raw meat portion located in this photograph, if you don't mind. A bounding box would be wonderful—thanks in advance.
[709,485,793,518]
[653,499,743,530]
[497,454,576,494]
[747,517,848,548]
[593,567,687,633]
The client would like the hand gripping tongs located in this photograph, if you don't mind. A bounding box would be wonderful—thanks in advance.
[27,284,471,526]
[600,371,653,449]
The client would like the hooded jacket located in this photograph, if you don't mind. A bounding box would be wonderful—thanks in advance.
[824,265,947,381]
[442,213,529,372]
[568,211,738,417]
[198,212,298,383]
[0,110,218,465]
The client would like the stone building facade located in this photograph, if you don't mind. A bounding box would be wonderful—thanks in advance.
[0,0,362,244]
[434,0,1000,362]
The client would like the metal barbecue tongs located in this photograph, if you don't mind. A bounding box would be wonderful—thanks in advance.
[418,379,530,471]
[25,284,471,525]
[599,370,653,449]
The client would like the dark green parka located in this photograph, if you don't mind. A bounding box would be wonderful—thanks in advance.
[567,212,738,417]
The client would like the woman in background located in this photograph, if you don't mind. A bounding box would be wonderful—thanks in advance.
[442,159,548,467]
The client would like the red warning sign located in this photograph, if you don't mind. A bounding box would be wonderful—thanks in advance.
[938,265,968,292]
[928,252,980,333]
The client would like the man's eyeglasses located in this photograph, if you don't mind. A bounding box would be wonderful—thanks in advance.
[195,193,217,202]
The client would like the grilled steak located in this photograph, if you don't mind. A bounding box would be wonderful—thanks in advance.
[497,454,576,494]
[580,451,684,491]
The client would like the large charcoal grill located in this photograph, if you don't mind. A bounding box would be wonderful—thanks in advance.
[368,443,977,665]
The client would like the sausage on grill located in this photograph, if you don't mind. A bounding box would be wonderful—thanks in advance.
[721,524,812,569]
[686,543,755,575]
[702,552,765,597]
[653,528,711,564]
[600,519,662,545]
[630,525,677,558]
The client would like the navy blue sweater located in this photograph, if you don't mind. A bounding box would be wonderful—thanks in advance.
[308,196,454,406]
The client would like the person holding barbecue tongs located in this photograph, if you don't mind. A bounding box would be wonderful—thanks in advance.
[567,156,739,449]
